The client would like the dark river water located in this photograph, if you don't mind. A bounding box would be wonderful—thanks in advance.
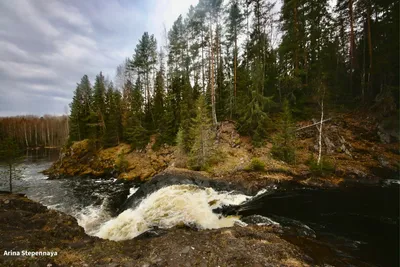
[0,149,398,267]
[240,183,400,267]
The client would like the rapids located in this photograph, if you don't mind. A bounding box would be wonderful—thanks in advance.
[94,184,251,241]
[1,149,398,266]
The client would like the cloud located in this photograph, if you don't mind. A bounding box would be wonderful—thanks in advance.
[0,41,29,60]
[44,1,93,34]
[0,61,58,80]
[0,0,199,116]
[1,0,60,37]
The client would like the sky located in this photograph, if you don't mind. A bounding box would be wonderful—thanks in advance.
[0,0,198,116]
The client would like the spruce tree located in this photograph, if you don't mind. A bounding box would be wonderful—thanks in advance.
[188,95,216,171]
[92,72,107,142]
[179,76,195,152]
[124,77,149,150]
[237,0,275,146]
[69,84,84,141]
[103,83,121,147]
[271,99,296,164]
[157,89,178,146]
[79,75,93,140]
[153,69,165,132]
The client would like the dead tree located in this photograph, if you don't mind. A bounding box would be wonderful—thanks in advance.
[317,85,326,166]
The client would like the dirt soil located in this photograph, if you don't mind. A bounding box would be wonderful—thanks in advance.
[0,193,312,267]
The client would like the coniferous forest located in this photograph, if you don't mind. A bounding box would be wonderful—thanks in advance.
[0,1,399,266]
[66,0,398,160]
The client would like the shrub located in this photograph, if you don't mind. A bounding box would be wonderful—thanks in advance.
[246,158,265,172]
[271,99,296,164]
[115,153,128,173]
[306,154,335,176]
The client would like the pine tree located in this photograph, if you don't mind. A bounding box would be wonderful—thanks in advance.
[131,32,158,108]
[62,0,399,155]
[226,0,244,118]
[279,0,307,99]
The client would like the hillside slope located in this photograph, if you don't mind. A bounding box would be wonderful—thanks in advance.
[44,111,399,189]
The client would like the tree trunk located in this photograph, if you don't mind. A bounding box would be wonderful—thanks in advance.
[35,124,38,147]
[362,18,367,102]
[294,0,299,73]
[201,31,205,93]
[367,6,373,98]
[349,0,355,96]
[210,16,217,127]
[317,88,325,166]
[47,122,50,147]
[9,164,12,193]
[234,26,237,101]
[66,116,69,141]
[24,123,28,147]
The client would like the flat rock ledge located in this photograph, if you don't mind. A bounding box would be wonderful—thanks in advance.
[0,193,313,267]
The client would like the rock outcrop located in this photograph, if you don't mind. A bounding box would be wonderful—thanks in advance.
[44,140,175,181]
[0,193,313,267]
[45,112,399,188]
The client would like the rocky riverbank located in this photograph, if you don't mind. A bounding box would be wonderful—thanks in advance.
[0,193,313,267]
[44,111,399,190]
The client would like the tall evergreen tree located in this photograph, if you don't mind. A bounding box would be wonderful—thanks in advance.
[69,84,84,141]
[103,83,122,147]
[226,0,244,118]
[69,75,93,141]
[124,77,149,149]
[153,68,165,133]
[92,72,107,142]
[131,32,158,123]
[271,99,296,163]
[188,95,216,170]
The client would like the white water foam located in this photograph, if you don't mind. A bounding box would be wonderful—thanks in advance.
[89,184,251,241]
[75,198,112,236]
[128,186,139,198]
[383,179,400,186]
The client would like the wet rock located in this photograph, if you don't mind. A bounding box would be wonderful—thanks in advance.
[377,124,398,144]
[378,129,391,144]
[241,215,279,226]
[135,228,169,239]
[118,169,249,214]
[378,156,389,167]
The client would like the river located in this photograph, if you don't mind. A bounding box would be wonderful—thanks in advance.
[0,150,398,267]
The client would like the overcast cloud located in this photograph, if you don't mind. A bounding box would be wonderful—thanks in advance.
[0,0,198,116]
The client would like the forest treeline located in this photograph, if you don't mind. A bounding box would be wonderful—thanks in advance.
[63,0,399,167]
[0,116,69,148]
